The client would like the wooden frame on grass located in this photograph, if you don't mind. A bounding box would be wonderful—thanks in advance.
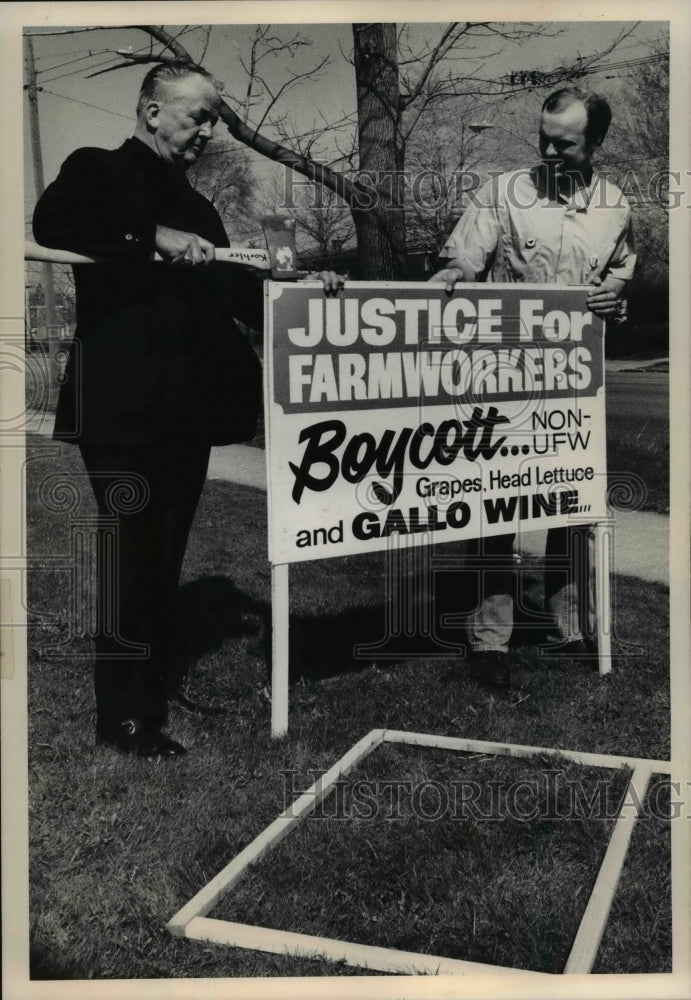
[167,728,671,976]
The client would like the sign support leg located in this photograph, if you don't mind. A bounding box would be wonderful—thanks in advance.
[271,562,290,737]
[594,521,613,676]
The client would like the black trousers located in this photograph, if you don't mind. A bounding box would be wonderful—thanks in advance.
[79,442,210,729]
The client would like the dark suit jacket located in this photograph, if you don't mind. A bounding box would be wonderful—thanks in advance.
[33,137,262,447]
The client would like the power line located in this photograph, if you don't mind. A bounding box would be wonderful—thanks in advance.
[35,26,209,85]
[582,54,667,74]
[40,88,134,122]
[34,46,107,60]
[489,52,667,89]
[34,48,113,74]
[40,57,125,86]
[37,41,157,84]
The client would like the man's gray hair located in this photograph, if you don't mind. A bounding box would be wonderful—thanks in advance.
[136,61,221,116]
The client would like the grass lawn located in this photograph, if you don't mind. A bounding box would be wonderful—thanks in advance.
[217,747,653,974]
[26,434,670,980]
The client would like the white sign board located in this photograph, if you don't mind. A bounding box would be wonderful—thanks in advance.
[265,282,606,565]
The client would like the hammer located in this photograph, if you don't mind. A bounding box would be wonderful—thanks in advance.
[25,214,301,279]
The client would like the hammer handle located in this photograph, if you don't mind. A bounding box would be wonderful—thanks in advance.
[25,240,271,269]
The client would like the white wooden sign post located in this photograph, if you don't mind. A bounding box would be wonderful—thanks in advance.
[265,281,613,737]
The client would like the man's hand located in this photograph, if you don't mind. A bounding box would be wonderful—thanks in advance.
[429,265,468,294]
[304,270,346,296]
[155,225,216,266]
[587,275,626,320]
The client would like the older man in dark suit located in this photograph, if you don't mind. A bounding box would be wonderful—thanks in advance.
[33,61,340,757]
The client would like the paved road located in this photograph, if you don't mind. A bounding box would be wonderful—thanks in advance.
[516,517,668,584]
[606,370,668,422]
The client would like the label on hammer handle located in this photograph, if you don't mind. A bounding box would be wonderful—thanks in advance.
[216,247,271,268]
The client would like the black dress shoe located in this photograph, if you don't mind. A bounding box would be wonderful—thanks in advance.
[96,718,187,758]
[469,651,512,689]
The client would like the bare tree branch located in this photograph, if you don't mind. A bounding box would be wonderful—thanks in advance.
[44,20,646,277]
[400,23,472,109]
[24,27,111,36]
[250,56,330,136]
[85,50,176,78]
[131,25,357,204]
[197,26,212,65]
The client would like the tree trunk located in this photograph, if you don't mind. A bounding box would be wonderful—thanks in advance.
[352,23,407,280]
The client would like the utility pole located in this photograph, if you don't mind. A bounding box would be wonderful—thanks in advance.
[24,33,60,395]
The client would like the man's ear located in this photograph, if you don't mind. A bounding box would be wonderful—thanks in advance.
[144,100,161,131]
